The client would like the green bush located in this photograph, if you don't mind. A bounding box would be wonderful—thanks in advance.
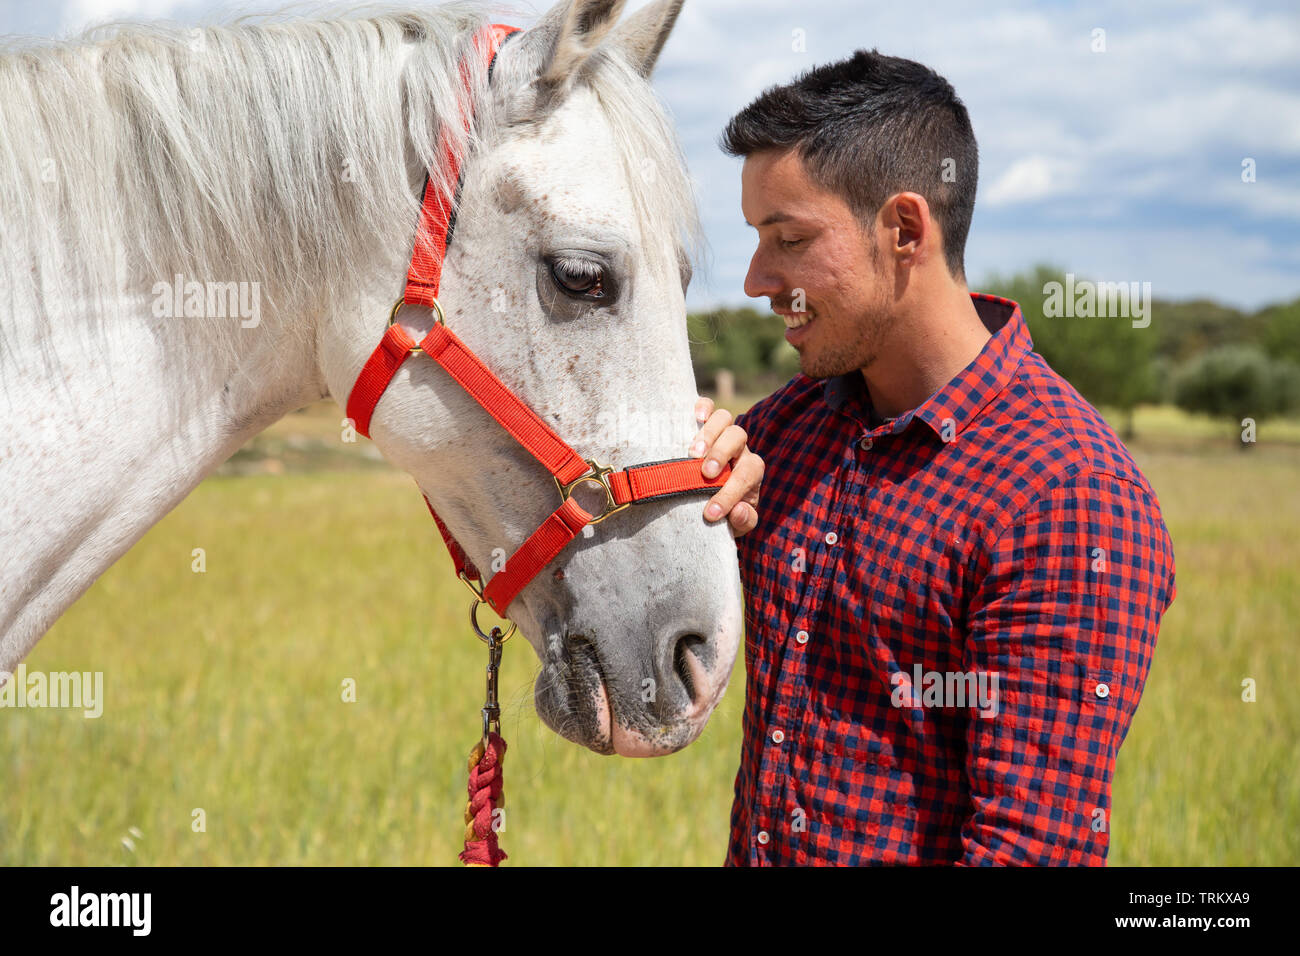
[689,307,794,394]
[1172,345,1300,442]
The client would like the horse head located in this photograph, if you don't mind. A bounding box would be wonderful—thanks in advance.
[317,0,744,756]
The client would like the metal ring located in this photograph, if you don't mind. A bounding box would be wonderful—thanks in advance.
[458,569,486,600]
[470,599,516,644]
[387,296,446,327]
[386,296,405,327]
[386,297,446,355]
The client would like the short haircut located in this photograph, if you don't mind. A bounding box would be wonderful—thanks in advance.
[720,49,978,280]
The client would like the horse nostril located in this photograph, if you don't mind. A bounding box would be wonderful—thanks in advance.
[673,632,708,707]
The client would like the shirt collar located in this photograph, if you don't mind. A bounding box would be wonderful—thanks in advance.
[822,293,1031,440]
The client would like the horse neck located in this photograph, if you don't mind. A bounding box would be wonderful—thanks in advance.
[0,274,327,666]
[0,16,435,663]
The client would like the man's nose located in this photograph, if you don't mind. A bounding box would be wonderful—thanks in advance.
[743,249,783,301]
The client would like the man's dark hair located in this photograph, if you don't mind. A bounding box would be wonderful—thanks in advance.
[721,49,978,280]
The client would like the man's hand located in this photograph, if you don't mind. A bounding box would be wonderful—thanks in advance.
[691,396,763,536]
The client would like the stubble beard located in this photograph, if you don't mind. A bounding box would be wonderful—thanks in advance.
[797,239,891,380]
[799,284,891,380]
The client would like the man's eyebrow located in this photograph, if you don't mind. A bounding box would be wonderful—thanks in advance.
[743,211,796,228]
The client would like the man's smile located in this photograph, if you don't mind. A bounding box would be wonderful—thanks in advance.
[775,308,817,344]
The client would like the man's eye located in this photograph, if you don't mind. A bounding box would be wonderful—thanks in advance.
[549,257,606,298]
[779,238,805,250]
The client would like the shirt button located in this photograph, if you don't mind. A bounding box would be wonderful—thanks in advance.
[795,629,809,644]
[757,830,770,845]
[1095,682,1110,699]
[859,436,873,450]
[824,531,838,545]
[771,729,785,744]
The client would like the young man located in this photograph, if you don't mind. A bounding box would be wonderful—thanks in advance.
[693,49,1176,865]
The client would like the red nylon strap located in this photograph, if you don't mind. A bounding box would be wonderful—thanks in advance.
[345,324,418,439]
[609,458,730,506]
[406,24,520,308]
[344,20,739,621]
[424,495,480,582]
[347,318,594,485]
[404,141,455,307]
[482,497,593,615]
[346,23,518,439]
[421,323,591,486]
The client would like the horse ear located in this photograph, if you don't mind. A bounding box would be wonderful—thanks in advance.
[516,0,628,89]
[604,0,685,77]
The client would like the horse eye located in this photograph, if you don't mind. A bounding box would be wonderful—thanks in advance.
[548,257,606,299]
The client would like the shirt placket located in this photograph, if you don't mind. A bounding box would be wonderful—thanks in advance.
[750,412,865,865]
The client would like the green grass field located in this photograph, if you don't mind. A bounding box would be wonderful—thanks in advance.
[3,403,1297,865]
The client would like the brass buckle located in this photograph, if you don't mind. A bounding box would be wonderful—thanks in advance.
[553,459,630,525]
[387,296,447,354]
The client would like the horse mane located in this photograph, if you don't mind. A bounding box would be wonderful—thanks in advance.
[0,2,701,353]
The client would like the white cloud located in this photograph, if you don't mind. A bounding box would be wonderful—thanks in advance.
[657,0,1300,309]
[985,155,1075,206]
[1124,6,1300,70]
[967,222,1300,310]
[60,0,187,33]
[1211,177,1300,221]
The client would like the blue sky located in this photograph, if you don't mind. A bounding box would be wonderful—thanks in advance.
[4,0,1298,311]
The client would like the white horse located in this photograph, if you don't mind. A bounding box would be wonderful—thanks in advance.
[0,0,744,756]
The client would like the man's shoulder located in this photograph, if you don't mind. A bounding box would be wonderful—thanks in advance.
[970,349,1166,529]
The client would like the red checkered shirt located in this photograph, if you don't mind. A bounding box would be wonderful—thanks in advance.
[726,293,1176,865]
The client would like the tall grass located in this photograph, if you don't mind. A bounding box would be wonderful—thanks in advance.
[3,406,1296,865]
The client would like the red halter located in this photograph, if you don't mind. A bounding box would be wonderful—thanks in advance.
[346,24,730,621]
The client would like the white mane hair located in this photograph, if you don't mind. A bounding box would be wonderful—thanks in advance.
[0,1,702,363]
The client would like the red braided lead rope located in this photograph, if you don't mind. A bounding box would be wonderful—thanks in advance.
[460,732,507,866]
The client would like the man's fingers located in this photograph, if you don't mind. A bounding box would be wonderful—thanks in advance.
[699,423,748,478]
[690,407,733,459]
[728,501,758,536]
[694,396,714,426]
[704,448,763,525]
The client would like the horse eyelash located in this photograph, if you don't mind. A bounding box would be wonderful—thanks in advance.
[553,257,603,280]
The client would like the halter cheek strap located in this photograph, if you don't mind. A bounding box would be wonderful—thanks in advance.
[346,23,731,619]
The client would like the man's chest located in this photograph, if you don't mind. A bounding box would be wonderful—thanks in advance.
[736,413,997,703]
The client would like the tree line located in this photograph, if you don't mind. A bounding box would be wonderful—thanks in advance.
[688,264,1300,443]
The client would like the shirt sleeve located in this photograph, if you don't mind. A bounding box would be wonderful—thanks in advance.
[956,468,1176,865]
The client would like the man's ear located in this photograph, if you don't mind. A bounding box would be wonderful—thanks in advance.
[604,0,685,77]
